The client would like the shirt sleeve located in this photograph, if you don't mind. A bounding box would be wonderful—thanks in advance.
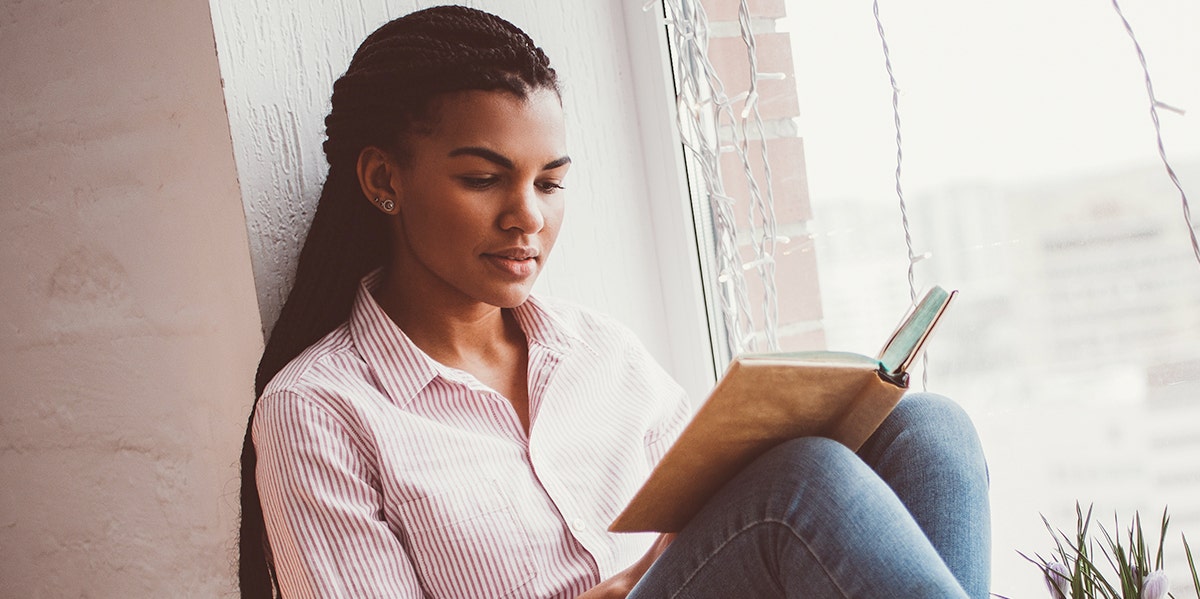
[253,390,424,599]
[644,386,692,466]
[621,331,693,467]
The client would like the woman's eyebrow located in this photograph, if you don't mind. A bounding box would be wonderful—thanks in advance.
[543,156,571,170]
[448,146,571,171]
[448,147,514,169]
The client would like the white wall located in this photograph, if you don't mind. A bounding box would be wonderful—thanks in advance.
[208,0,713,396]
[0,0,263,596]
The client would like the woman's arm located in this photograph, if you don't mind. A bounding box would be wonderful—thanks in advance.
[254,391,424,599]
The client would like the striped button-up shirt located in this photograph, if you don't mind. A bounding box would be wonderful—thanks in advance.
[254,272,692,598]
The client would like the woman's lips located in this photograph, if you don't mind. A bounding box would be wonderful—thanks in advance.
[482,254,539,278]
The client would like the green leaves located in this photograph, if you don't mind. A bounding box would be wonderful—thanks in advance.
[1023,503,1198,599]
[1185,534,1200,597]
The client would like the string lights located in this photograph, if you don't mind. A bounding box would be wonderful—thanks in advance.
[656,0,782,355]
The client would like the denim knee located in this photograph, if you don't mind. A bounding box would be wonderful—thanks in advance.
[759,436,859,484]
[890,392,977,439]
[871,393,987,478]
[747,436,877,513]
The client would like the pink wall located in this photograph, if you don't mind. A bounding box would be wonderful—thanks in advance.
[0,0,262,595]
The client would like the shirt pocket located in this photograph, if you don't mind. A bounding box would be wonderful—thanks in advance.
[397,481,538,598]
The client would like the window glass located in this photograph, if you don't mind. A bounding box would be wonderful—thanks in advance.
[779,1,1199,594]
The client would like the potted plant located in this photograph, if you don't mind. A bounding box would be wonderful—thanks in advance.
[1015,504,1200,599]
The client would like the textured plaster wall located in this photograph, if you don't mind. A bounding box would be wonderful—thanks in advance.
[0,0,263,596]
[209,0,680,366]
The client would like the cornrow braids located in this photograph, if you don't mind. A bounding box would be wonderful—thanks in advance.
[238,6,559,597]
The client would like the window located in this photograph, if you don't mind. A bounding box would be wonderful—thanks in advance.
[676,0,1200,594]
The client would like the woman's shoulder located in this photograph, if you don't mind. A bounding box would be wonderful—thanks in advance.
[253,323,386,442]
[260,323,364,402]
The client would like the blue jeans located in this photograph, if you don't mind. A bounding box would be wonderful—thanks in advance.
[627,393,991,598]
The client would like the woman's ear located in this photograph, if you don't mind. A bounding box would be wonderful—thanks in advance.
[356,146,401,215]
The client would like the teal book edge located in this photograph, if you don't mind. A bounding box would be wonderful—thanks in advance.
[876,286,956,384]
[742,286,956,388]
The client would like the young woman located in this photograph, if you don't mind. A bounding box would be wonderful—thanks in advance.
[238,6,991,598]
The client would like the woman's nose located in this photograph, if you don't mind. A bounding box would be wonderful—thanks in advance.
[498,184,545,234]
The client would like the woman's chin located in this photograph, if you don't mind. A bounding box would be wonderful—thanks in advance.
[480,281,538,309]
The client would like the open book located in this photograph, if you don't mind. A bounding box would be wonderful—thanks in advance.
[609,286,957,533]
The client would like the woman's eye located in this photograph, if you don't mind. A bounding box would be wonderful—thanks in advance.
[537,181,565,194]
[460,176,498,189]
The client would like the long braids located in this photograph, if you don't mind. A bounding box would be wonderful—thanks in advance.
[238,6,559,596]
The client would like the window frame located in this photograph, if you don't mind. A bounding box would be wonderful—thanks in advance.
[622,0,723,402]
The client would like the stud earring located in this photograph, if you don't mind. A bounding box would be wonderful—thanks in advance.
[374,197,395,212]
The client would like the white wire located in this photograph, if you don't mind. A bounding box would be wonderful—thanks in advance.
[1109,0,1200,269]
[659,0,781,355]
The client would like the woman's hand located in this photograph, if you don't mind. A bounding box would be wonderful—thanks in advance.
[578,533,676,599]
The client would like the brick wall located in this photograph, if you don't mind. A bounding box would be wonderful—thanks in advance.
[699,0,827,351]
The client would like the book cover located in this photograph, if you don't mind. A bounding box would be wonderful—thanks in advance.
[609,287,956,533]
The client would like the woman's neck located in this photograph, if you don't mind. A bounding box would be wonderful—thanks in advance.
[372,266,524,371]
[374,265,533,432]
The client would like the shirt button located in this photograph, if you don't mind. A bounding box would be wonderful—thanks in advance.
[571,518,587,532]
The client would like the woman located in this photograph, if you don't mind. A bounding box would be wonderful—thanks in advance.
[238,6,991,598]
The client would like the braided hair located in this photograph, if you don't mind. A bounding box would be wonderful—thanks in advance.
[238,7,559,596]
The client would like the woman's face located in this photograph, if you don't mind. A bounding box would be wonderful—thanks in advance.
[389,88,570,310]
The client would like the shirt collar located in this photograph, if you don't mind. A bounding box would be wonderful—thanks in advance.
[347,270,438,407]
[347,270,585,408]
[510,294,584,358]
